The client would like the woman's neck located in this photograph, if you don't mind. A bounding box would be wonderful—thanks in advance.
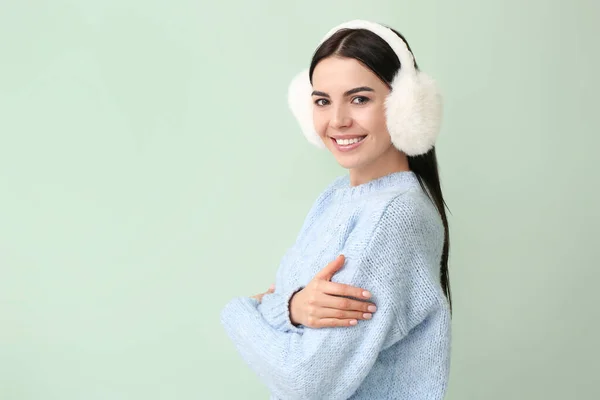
[349,146,410,187]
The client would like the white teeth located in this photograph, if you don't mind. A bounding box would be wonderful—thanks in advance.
[335,137,365,146]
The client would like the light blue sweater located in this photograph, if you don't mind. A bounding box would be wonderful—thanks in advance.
[220,171,452,399]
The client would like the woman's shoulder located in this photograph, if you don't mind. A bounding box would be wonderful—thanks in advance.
[354,188,445,282]
[377,188,444,247]
[383,187,442,228]
[342,186,443,255]
[339,187,444,266]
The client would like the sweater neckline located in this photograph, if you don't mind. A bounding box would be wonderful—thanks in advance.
[333,170,420,201]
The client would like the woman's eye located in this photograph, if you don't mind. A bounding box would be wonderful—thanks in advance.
[352,96,369,104]
[315,99,329,106]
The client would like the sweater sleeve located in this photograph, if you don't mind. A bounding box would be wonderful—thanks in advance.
[256,287,305,333]
[219,193,442,400]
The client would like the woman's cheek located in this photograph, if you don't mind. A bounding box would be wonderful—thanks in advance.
[351,111,369,132]
[356,105,384,133]
[313,114,328,137]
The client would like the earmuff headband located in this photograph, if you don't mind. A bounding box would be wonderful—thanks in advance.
[317,20,417,79]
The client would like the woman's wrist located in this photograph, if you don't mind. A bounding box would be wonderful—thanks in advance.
[288,290,302,326]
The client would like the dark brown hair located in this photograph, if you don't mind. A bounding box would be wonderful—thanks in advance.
[308,27,452,314]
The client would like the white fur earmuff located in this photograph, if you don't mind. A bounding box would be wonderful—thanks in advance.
[287,20,443,156]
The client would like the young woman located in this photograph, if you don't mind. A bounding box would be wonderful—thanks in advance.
[221,20,452,400]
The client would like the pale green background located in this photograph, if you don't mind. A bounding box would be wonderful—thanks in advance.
[1,0,598,399]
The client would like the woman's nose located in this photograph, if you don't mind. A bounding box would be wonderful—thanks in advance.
[330,106,352,129]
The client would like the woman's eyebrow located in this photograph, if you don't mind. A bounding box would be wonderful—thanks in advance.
[311,90,330,98]
[311,86,375,97]
[344,86,374,96]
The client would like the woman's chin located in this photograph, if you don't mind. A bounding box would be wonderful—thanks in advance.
[333,154,364,170]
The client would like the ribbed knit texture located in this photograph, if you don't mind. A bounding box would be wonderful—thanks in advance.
[220,171,452,399]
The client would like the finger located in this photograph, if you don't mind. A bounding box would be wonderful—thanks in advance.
[321,280,372,300]
[268,283,275,292]
[317,318,358,328]
[321,293,377,313]
[315,307,373,321]
[315,254,345,280]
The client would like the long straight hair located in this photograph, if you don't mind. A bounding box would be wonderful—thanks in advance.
[308,27,452,314]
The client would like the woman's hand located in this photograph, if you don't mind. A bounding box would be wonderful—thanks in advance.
[251,283,275,303]
[289,255,377,328]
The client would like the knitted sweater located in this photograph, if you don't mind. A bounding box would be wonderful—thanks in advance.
[220,171,452,399]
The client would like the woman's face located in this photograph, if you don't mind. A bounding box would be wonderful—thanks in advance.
[311,56,400,178]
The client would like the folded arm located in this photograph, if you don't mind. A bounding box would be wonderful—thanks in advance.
[220,193,441,399]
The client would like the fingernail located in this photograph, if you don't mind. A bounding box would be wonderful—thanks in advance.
[349,319,357,325]
[362,291,371,298]
[363,313,372,319]
[368,305,377,312]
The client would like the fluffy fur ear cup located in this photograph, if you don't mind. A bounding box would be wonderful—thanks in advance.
[287,69,325,149]
[385,70,443,156]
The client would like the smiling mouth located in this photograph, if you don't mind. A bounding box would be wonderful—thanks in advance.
[332,136,367,146]
[330,135,367,152]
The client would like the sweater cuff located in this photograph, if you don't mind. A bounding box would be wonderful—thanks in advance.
[258,288,304,334]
